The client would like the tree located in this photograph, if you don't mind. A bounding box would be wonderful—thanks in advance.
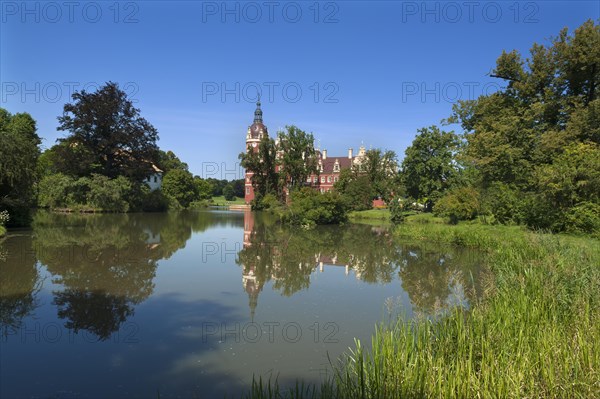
[193,176,213,200]
[334,169,374,211]
[162,169,196,208]
[361,148,399,202]
[277,125,319,192]
[158,150,188,173]
[0,108,41,226]
[223,184,235,201]
[401,126,460,211]
[56,81,159,180]
[239,135,280,203]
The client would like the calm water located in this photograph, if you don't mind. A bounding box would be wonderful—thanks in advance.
[0,210,485,398]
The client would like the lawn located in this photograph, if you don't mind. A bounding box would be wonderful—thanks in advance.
[211,196,246,206]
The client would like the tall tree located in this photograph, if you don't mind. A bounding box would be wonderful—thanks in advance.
[239,135,280,201]
[401,126,460,211]
[0,108,41,226]
[277,125,319,192]
[56,81,159,180]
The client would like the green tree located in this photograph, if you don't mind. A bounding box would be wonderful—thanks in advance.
[56,81,159,180]
[0,108,41,226]
[239,135,280,204]
[157,150,188,173]
[162,169,196,208]
[334,169,374,211]
[401,126,460,211]
[361,148,399,202]
[193,176,213,200]
[223,184,235,201]
[277,125,319,192]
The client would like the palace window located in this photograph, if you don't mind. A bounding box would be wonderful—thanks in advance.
[321,176,325,183]
[327,176,332,183]
[307,176,312,182]
[246,187,250,194]
[313,177,318,183]
[333,164,340,172]
[334,176,339,182]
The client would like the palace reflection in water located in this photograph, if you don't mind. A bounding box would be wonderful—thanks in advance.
[1,210,487,398]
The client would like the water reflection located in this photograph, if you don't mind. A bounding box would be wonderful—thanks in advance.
[237,211,486,318]
[0,234,42,337]
[0,210,487,397]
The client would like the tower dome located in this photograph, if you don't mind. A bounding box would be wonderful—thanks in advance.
[248,100,268,139]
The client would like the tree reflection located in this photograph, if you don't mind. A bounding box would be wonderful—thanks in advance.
[237,211,486,318]
[0,234,42,337]
[31,210,227,340]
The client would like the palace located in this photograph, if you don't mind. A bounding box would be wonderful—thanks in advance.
[244,101,370,204]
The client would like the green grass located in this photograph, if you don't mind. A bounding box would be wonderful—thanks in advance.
[211,196,246,206]
[244,222,600,398]
[348,209,391,221]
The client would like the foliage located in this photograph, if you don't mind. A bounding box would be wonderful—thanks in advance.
[37,173,76,208]
[283,188,347,226]
[334,169,374,211]
[239,135,281,203]
[161,169,197,208]
[55,81,159,180]
[140,189,169,212]
[0,108,41,226]
[564,202,600,235]
[223,184,236,201]
[360,148,399,202]
[0,210,9,227]
[446,20,600,232]
[157,150,188,172]
[85,174,131,212]
[401,126,460,211]
[193,176,214,200]
[433,186,480,224]
[388,197,409,224]
[277,125,319,191]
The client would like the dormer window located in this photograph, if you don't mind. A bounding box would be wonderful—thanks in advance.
[333,160,340,172]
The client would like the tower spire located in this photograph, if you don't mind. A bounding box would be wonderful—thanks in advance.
[254,95,263,124]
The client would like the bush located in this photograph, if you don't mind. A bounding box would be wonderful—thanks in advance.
[283,188,347,226]
[434,187,480,224]
[37,173,76,208]
[86,174,131,212]
[223,184,236,201]
[141,189,170,212]
[388,197,408,224]
[565,202,600,235]
[481,182,523,224]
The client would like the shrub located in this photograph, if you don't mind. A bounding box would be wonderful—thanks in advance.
[86,174,131,212]
[223,184,236,201]
[434,187,480,224]
[37,173,76,208]
[481,182,523,224]
[142,189,170,212]
[565,202,600,235]
[284,188,347,226]
[388,197,408,224]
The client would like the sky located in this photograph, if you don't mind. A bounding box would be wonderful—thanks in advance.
[1,1,598,179]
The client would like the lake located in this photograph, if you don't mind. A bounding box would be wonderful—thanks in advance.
[0,210,486,398]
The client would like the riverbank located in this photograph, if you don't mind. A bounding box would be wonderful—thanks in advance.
[245,222,600,398]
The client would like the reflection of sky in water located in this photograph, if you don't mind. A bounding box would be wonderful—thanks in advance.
[0,210,484,398]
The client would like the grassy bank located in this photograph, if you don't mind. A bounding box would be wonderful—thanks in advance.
[245,222,600,398]
[348,209,391,222]
[0,225,5,238]
[211,196,246,206]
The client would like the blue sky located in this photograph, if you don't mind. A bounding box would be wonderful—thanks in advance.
[1,1,598,178]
